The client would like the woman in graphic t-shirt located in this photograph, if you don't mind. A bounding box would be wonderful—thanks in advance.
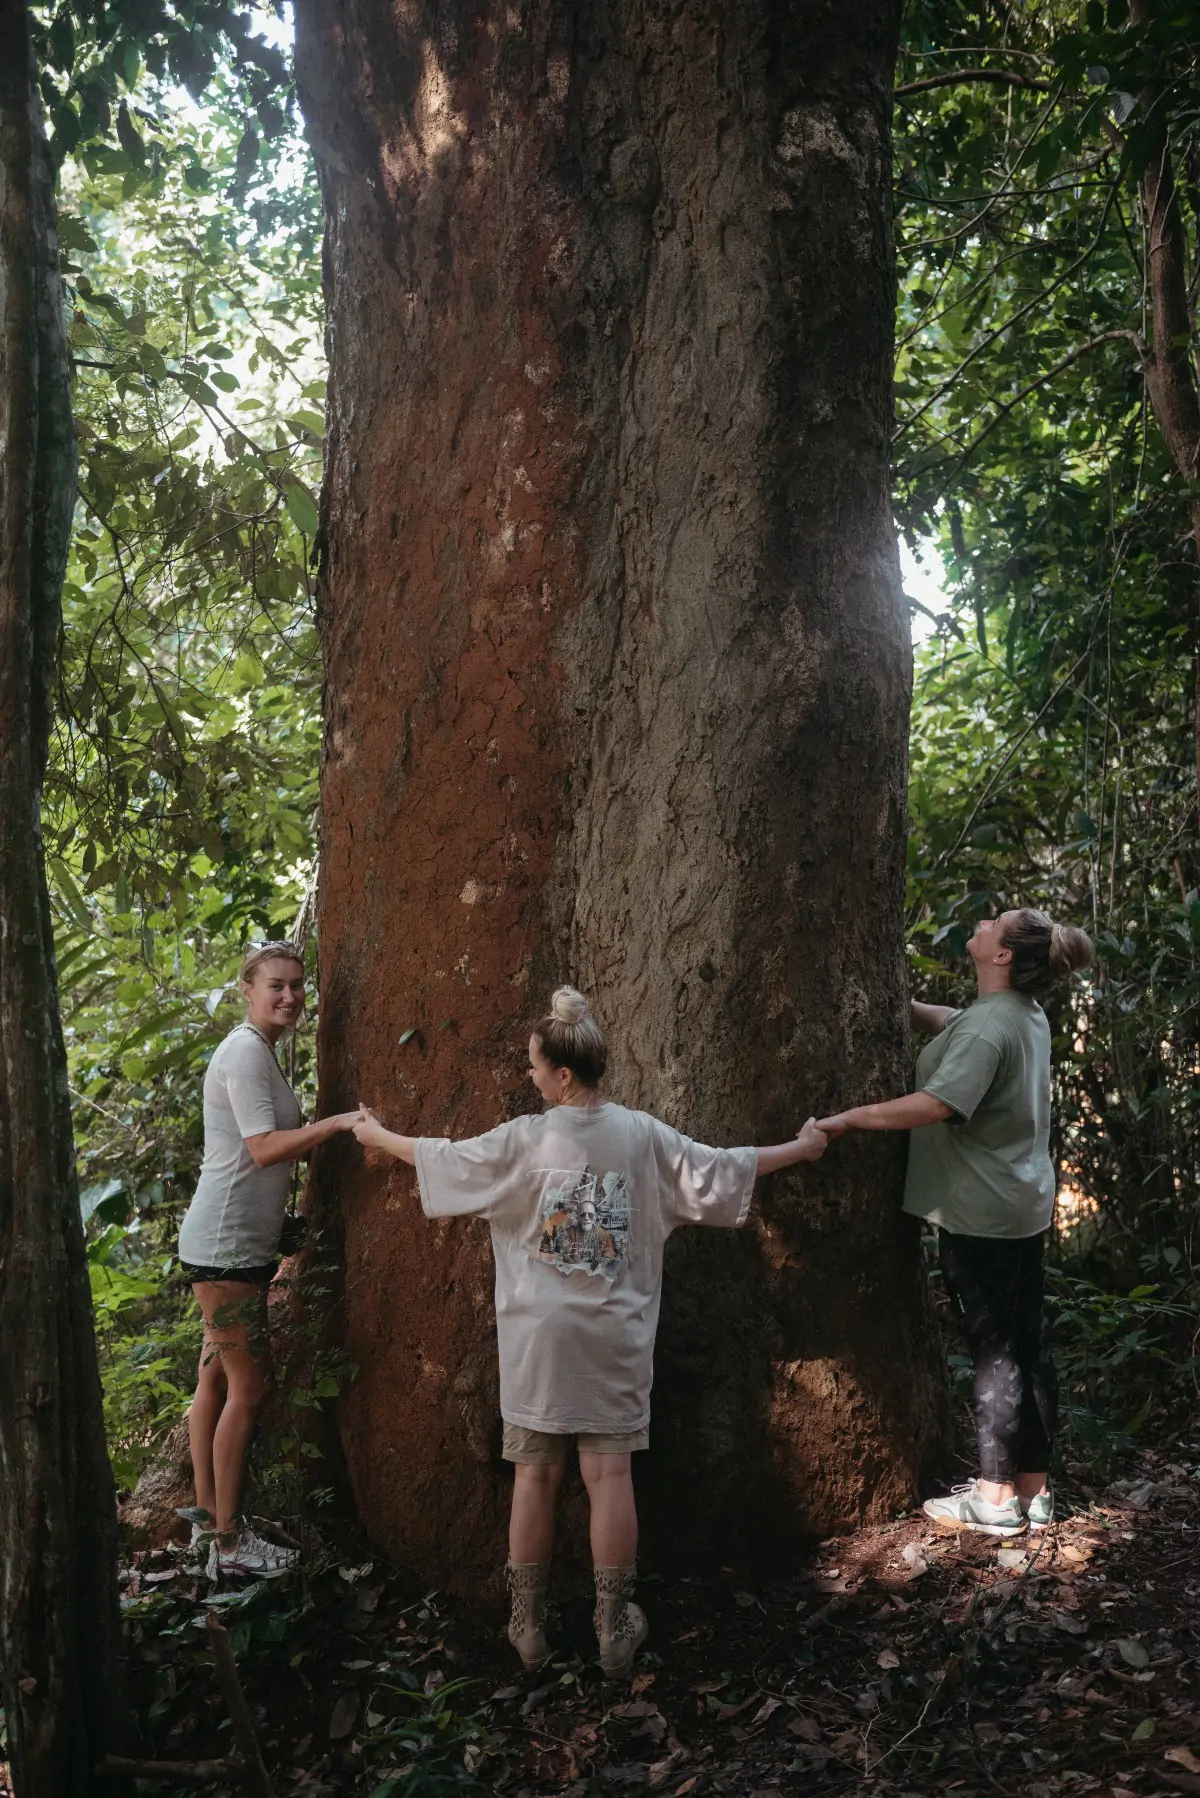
[818,909,1093,1538]
[178,941,362,1580]
[352,986,829,1677]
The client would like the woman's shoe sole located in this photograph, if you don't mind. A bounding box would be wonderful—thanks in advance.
[926,1513,1028,1538]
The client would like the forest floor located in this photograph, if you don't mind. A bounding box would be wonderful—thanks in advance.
[43,1421,1199,1798]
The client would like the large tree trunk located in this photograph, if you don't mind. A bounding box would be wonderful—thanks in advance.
[0,3,133,1788]
[296,0,947,1587]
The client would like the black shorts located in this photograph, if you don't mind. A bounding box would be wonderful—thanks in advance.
[180,1260,278,1285]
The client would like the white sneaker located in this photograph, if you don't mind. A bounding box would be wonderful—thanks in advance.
[923,1481,1028,1537]
[1021,1489,1053,1530]
[176,1507,216,1562]
[206,1527,299,1580]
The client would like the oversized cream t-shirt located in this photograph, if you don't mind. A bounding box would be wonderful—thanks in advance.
[415,1102,757,1435]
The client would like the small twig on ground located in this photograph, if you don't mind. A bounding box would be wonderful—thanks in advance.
[97,1754,243,1783]
[206,1613,276,1798]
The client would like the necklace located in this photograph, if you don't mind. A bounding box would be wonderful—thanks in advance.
[237,1022,301,1103]
[239,1020,280,1057]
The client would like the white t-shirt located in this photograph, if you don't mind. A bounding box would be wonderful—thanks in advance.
[178,1025,302,1268]
[414,1102,756,1435]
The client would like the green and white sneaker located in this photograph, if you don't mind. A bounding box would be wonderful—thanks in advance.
[1020,1489,1053,1530]
[923,1481,1028,1537]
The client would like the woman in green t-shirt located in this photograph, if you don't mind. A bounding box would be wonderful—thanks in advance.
[818,908,1093,1538]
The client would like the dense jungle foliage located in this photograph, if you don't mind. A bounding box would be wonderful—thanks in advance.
[31,0,1200,1509]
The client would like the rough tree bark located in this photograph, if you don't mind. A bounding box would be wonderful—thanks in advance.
[0,3,132,1789]
[295,0,947,1587]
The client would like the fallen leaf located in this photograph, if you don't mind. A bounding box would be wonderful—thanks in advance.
[750,1698,782,1729]
[789,1715,822,1742]
[338,1562,373,1583]
[1059,1544,1087,1563]
[328,1691,359,1740]
[631,1672,656,1694]
[793,1743,832,1770]
[1118,1639,1150,1668]
[901,1543,929,1577]
[1133,1718,1156,1741]
[647,1749,687,1788]
[490,1685,521,1700]
[614,1700,659,1719]
[715,1695,757,1723]
[692,1677,728,1694]
[733,1591,758,1608]
[996,1548,1027,1572]
[877,1649,900,1670]
[674,1781,698,1796]
[974,1721,1002,1743]
[1167,1750,1200,1775]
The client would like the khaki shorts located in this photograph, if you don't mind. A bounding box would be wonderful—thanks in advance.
[502,1422,649,1464]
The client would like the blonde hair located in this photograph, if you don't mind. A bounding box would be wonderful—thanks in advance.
[1001,910,1094,997]
[239,940,304,987]
[533,986,608,1085]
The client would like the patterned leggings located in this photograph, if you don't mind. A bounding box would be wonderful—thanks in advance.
[938,1229,1058,1483]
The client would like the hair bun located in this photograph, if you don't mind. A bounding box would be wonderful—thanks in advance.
[1049,921,1094,977]
[550,985,590,1024]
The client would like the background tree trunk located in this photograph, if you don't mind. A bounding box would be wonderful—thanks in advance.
[295,0,947,1587]
[0,3,133,1787]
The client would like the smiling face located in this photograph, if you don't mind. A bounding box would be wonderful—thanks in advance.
[577,1196,597,1231]
[968,911,1018,974]
[242,955,305,1036]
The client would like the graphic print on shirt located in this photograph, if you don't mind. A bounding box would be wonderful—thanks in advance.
[534,1165,630,1281]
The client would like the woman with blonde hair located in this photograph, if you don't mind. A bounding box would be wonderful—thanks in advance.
[819,908,1093,1537]
[353,985,829,1677]
[178,941,362,1578]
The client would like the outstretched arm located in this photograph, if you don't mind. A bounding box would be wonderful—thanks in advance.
[244,1111,364,1168]
[817,1092,951,1136]
[353,1107,417,1166]
[911,998,955,1035]
[755,1118,828,1177]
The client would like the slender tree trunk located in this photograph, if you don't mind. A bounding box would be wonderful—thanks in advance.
[1126,0,1200,816]
[0,3,132,1788]
[296,0,947,1586]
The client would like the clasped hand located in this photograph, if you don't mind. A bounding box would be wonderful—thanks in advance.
[351,1104,388,1149]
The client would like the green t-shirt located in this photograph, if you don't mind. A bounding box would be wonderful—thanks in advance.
[902,990,1053,1239]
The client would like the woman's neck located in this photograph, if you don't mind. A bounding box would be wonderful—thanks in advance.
[975,964,1012,998]
[557,1086,603,1110]
[245,1016,286,1046]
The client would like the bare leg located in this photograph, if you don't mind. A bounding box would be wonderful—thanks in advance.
[1015,1471,1049,1500]
[509,1462,564,1562]
[579,1452,637,1565]
[191,1282,271,1535]
[187,1307,227,1517]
